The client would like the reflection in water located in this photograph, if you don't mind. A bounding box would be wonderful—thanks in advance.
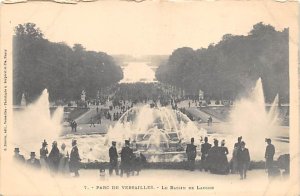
[120,62,156,83]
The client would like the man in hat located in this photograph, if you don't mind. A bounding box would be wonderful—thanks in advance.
[109,141,119,176]
[26,152,41,169]
[120,140,133,177]
[201,137,212,171]
[236,141,250,180]
[265,138,275,173]
[48,141,60,173]
[234,136,243,149]
[70,139,81,177]
[40,140,49,169]
[186,138,197,171]
[14,148,25,163]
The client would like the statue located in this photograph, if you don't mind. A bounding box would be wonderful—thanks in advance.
[21,93,26,107]
[81,90,86,101]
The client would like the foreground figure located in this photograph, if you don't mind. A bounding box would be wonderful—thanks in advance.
[120,140,134,177]
[14,148,25,164]
[70,139,81,177]
[26,152,41,169]
[231,136,243,173]
[237,141,250,180]
[186,137,197,171]
[265,138,277,178]
[201,137,211,172]
[39,140,48,169]
[109,141,119,176]
[58,143,70,174]
[48,141,60,173]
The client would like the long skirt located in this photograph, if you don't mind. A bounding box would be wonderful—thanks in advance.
[58,157,70,174]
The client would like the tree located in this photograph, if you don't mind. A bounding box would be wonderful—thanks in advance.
[14,23,44,39]
[13,23,123,104]
[156,22,289,102]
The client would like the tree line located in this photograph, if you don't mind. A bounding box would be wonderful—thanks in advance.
[156,23,289,103]
[13,23,123,104]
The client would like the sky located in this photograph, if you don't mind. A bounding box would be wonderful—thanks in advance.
[1,1,297,56]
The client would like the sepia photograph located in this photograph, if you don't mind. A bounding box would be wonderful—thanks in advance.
[0,1,299,195]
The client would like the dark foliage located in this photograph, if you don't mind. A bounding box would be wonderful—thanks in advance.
[13,23,123,104]
[156,23,289,102]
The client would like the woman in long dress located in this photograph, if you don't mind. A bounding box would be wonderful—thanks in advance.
[219,140,229,174]
[40,140,49,170]
[58,143,70,175]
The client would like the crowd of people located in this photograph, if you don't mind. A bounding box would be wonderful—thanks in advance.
[13,138,147,179]
[13,139,81,177]
[186,136,276,180]
[14,135,278,180]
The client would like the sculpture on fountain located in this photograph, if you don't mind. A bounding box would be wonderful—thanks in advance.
[20,93,26,107]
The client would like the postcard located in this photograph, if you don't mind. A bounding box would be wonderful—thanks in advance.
[0,1,299,195]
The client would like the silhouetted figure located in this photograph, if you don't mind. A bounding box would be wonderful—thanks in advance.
[40,140,49,169]
[90,117,95,127]
[219,140,229,174]
[186,138,197,171]
[207,139,223,174]
[231,136,243,173]
[70,140,81,177]
[13,148,25,164]
[201,137,211,171]
[237,141,250,180]
[277,154,289,177]
[71,120,77,132]
[132,152,146,176]
[120,140,134,177]
[26,152,41,169]
[48,141,60,173]
[265,138,275,176]
[234,136,242,149]
[109,141,119,176]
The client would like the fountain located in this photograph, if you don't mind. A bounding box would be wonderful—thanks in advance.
[12,79,288,163]
[227,78,286,160]
[13,89,64,156]
[105,105,207,162]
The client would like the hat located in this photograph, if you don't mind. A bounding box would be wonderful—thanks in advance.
[14,148,20,153]
[213,139,218,145]
[265,138,271,143]
[238,136,242,140]
[72,139,77,146]
[42,140,48,146]
[30,152,36,157]
[221,139,225,145]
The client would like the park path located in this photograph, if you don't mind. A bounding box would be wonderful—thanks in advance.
[75,107,97,124]
[186,107,222,124]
